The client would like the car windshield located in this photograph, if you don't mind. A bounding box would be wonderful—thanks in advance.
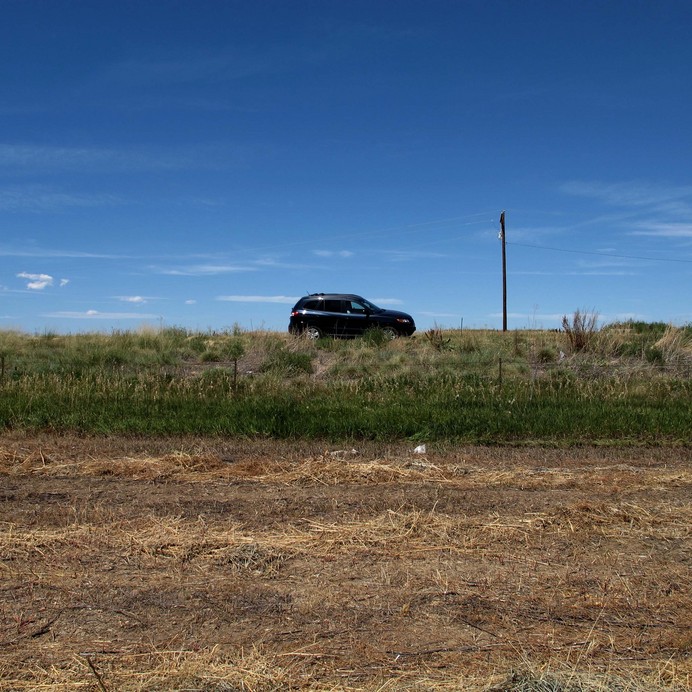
[360,298,383,313]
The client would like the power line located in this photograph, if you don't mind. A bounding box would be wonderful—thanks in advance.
[507,241,692,264]
[228,212,494,256]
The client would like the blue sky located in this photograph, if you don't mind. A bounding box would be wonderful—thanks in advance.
[2,0,691,333]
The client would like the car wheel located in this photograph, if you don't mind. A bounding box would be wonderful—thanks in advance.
[305,325,323,340]
[381,326,398,340]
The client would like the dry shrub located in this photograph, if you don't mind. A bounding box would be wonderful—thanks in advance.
[212,542,291,574]
[2,652,684,691]
[0,646,298,692]
[547,500,692,540]
[425,326,452,351]
[88,452,227,479]
[253,455,450,485]
[488,665,685,691]
[285,507,546,557]
[0,449,228,480]
[5,444,689,495]
[562,309,599,352]
[654,324,692,363]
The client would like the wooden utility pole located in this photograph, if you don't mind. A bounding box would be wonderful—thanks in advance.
[500,210,507,332]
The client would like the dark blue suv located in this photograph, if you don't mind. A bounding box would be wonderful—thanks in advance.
[289,293,415,339]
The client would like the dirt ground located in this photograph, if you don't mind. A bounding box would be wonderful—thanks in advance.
[0,434,690,691]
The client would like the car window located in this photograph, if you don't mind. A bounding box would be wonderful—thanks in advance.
[323,299,344,313]
[303,300,319,310]
[360,298,381,312]
[346,301,367,314]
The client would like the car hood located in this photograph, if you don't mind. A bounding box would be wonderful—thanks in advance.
[377,309,414,322]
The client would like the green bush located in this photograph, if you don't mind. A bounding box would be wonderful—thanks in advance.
[610,320,668,336]
[645,346,665,365]
[200,349,221,362]
[361,327,391,348]
[261,348,313,376]
[536,347,556,364]
[612,341,644,358]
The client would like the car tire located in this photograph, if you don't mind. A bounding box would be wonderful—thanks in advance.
[305,325,323,340]
[381,326,398,340]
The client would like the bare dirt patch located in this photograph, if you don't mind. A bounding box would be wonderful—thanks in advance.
[0,434,690,690]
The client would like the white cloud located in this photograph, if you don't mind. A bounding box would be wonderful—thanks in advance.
[490,312,566,322]
[158,264,256,276]
[576,257,641,270]
[0,143,212,173]
[217,295,298,304]
[631,222,692,238]
[253,257,314,270]
[371,297,403,305]
[313,250,354,258]
[105,47,313,88]
[599,312,650,323]
[0,184,122,211]
[17,271,53,290]
[0,244,126,259]
[561,181,692,209]
[567,270,637,276]
[559,180,692,250]
[383,249,447,262]
[44,311,160,319]
[418,311,462,318]
[0,143,120,169]
[16,272,71,290]
[117,296,147,304]
[185,299,197,305]
[512,270,561,276]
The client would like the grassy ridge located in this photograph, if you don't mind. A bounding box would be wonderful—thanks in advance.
[0,323,691,443]
[2,371,690,442]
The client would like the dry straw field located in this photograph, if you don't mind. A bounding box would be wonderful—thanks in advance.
[0,434,689,691]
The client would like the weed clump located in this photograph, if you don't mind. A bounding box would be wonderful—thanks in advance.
[361,326,392,347]
[562,309,599,352]
[261,347,313,376]
[424,326,452,351]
